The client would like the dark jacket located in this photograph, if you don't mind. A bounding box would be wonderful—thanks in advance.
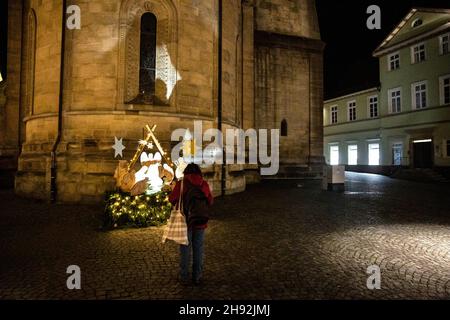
[169,174,213,229]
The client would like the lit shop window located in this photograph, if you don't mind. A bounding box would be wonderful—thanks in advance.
[368,143,380,166]
[330,145,340,165]
[348,145,358,165]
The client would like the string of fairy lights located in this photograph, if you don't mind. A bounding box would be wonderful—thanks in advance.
[105,190,172,228]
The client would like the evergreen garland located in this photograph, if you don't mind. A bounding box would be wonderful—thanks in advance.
[104,189,172,228]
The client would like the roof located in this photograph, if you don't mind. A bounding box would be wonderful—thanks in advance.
[324,87,379,104]
[373,7,450,57]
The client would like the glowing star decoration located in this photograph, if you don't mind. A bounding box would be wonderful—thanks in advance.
[139,140,154,149]
[112,137,126,158]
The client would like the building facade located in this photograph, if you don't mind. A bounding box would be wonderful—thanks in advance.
[324,8,450,173]
[0,0,324,202]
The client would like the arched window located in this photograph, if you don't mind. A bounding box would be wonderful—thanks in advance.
[281,119,288,137]
[411,18,423,28]
[119,1,178,108]
[128,12,157,104]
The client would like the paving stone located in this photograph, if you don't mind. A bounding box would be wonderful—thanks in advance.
[1,173,450,299]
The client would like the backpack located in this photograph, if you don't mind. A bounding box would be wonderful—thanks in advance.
[183,184,210,226]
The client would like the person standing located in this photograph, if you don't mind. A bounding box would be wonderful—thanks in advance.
[169,163,213,285]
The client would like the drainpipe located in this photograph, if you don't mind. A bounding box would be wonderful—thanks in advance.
[218,0,225,196]
[50,0,66,203]
[308,54,311,166]
[240,2,244,127]
[17,0,26,156]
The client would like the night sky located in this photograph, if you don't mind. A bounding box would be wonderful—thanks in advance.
[1,1,449,99]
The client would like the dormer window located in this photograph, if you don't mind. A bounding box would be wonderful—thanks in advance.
[411,18,423,28]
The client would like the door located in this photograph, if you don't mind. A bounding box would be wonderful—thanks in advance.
[392,143,403,166]
[413,141,433,168]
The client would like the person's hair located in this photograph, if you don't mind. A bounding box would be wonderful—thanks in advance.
[183,163,202,176]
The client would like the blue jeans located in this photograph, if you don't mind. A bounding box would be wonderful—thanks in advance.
[180,228,205,281]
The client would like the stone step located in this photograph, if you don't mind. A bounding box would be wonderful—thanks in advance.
[262,165,323,180]
[391,168,450,183]
[0,170,16,189]
[0,156,17,189]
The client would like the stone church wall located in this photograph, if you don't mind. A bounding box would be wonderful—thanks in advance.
[13,0,246,202]
[255,0,320,39]
[253,0,324,171]
[4,0,323,202]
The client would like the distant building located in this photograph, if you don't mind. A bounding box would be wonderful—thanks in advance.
[324,8,450,173]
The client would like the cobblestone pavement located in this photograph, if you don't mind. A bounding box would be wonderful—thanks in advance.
[1,172,450,300]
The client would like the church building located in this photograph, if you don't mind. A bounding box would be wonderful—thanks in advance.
[0,0,324,202]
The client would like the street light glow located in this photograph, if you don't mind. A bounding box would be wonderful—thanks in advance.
[413,139,432,144]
